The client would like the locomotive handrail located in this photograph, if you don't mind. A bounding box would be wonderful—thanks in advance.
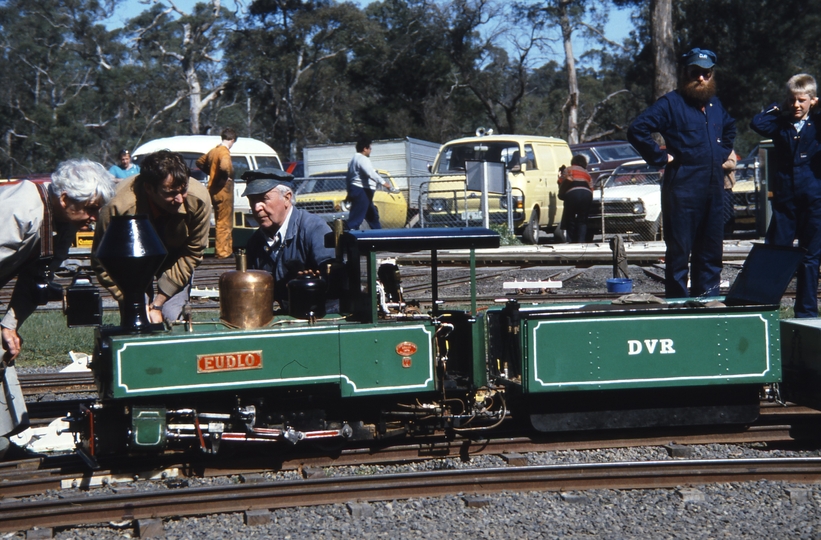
[328,227,500,322]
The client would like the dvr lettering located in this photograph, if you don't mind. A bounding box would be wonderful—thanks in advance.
[627,339,675,355]
[197,351,263,373]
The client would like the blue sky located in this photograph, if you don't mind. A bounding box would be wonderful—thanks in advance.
[105,0,634,64]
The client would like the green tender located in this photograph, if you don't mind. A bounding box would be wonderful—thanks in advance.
[518,306,781,393]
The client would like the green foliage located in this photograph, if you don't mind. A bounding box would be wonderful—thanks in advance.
[4,0,809,168]
[490,224,522,246]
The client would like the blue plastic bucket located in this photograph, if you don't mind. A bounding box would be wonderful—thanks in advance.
[606,278,633,294]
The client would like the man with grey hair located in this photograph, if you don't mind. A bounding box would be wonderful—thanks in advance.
[242,169,335,308]
[0,159,115,452]
[1,159,116,363]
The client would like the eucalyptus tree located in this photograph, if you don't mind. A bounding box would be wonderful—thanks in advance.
[349,0,476,143]
[434,0,540,135]
[225,0,377,159]
[517,0,635,144]
[124,0,237,139]
[0,0,122,175]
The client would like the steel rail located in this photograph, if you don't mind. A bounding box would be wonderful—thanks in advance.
[0,420,810,500]
[19,372,95,396]
[2,457,821,533]
[202,422,808,477]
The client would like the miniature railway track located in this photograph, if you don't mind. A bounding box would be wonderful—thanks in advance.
[19,372,95,397]
[3,405,819,500]
[3,457,821,533]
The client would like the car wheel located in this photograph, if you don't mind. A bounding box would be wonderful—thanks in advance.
[637,216,660,241]
[522,210,540,244]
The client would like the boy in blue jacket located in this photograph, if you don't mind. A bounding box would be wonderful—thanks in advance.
[751,74,821,318]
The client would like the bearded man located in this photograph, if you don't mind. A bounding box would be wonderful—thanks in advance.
[628,48,736,298]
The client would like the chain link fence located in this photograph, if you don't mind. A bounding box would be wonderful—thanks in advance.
[418,177,525,229]
[233,162,762,240]
[588,160,762,242]
[588,168,664,242]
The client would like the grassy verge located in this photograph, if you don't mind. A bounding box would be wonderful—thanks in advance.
[16,309,221,369]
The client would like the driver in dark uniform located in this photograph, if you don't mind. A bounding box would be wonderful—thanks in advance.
[628,48,736,299]
[242,169,336,309]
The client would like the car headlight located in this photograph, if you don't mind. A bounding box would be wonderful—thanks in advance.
[500,195,524,210]
[632,201,645,214]
[428,198,449,212]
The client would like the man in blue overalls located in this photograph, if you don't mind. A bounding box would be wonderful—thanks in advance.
[628,48,736,299]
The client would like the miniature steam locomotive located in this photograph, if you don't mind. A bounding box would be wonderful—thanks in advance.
[65,215,821,464]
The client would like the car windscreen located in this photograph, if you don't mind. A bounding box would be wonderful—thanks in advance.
[596,144,641,161]
[436,142,521,173]
[298,175,346,194]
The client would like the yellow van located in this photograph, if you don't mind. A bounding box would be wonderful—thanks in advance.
[423,133,572,243]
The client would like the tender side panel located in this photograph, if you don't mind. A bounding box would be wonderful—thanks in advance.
[781,319,821,411]
[338,324,435,397]
[523,309,780,393]
[110,326,341,398]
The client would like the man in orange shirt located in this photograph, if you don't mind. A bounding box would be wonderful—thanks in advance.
[197,128,237,258]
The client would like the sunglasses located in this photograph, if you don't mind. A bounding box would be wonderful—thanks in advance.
[687,67,713,80]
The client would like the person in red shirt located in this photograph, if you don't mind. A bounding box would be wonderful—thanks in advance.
[558,154,594,243]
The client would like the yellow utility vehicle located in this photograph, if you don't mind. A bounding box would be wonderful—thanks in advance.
[424,132,572,243]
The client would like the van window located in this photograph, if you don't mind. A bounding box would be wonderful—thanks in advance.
[436,141,521,173]
[175,152,207,183]
[231,156,250,178]
[255,156,283,170]
[524,144,537,170]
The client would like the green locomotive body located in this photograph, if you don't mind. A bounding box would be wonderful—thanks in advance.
[73,222,804,461]
[99,321,436,399]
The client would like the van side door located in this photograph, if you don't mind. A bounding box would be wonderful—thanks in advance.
[535,143,570,227]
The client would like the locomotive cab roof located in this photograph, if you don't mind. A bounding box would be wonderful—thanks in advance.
[337,227,501,253]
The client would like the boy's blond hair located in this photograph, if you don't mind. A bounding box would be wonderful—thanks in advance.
[787,73,817,99]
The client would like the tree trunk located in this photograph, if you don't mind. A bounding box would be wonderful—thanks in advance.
[186,60,203,135]
[559,0,579,144]
[651,0,676,100]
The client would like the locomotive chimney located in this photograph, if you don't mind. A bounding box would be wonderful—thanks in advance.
[94,215,167,333]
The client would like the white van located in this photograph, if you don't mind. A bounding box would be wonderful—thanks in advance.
[132,135,284,213]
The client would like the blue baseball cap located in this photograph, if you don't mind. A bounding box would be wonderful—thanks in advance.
[241,168,295,196]
[681,48,716,69]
